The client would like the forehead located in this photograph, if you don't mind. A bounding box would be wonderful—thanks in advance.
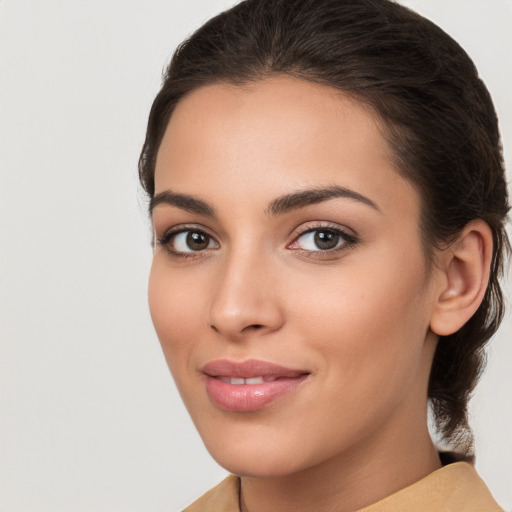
[154,76,419,218]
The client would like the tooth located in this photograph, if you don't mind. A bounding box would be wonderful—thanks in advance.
[230,377,245,385]
[245,377,264,385]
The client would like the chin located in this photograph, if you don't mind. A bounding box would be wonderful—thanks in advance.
[214,454,301,479]
[202,434,310,478]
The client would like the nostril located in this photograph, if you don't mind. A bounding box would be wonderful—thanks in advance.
[208,323,262,333]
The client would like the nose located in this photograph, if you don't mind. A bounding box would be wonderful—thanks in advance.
[207,250,285,341]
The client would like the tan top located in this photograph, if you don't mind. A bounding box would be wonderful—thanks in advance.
[183,462,503,511]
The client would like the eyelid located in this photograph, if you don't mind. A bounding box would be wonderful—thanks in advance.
[287,222,359,254]
[156,224,220,257]
[289,221,357,241]
[156,222,215,239]
[155,221,358,259]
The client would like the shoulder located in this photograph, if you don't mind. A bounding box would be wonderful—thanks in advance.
[182,475,240,512]
[359,462,503,512]
[181,463,502,512]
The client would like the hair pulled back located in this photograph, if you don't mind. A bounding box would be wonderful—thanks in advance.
[139,0,509,453]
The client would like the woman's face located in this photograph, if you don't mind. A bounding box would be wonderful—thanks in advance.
[149,77,440,477]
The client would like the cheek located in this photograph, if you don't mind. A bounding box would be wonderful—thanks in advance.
[148,259,204,366]
[290,251,432,391]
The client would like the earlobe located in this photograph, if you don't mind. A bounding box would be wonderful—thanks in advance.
[430,220,493,337]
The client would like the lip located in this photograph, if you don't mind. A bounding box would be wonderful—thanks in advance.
[202,359,310,412]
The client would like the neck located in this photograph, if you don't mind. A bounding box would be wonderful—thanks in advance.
[240,419,441,512]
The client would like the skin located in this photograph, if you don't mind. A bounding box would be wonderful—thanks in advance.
[149,77,453,512]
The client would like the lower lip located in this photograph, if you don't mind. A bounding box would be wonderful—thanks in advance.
[205,375,308,412]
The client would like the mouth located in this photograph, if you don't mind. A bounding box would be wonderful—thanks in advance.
[201,359,310,412]
[218,376,279,385]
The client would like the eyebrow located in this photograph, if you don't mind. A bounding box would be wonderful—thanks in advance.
[149,190,215,216]
[149,185,380,217]
[266,185,380,216]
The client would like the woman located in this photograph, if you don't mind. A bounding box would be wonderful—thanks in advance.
[139,0,509,510]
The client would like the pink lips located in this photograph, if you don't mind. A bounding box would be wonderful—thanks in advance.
[202,359,309,412]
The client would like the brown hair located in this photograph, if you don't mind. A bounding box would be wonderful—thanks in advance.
[139,0,509,453]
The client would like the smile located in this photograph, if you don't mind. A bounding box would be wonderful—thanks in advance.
[202,359,310,412]
[218,376,277,385]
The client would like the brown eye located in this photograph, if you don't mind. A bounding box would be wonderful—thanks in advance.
[314,230,340,250]
[186,231,211,250]
[287,225,359,256]
[294,229,345,251]
[168,230,218,253]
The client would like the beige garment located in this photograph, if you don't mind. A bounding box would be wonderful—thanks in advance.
[182,462,503,512]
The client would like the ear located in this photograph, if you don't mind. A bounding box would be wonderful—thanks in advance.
[429,220,493,337]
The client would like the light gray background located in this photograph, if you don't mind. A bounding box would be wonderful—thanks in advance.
[1,1,510,510]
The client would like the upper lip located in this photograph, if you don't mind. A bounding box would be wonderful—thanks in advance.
[202,359,309,379]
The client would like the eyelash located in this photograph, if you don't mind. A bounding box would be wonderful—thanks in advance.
[156,225,218,260]
[156,223,358,260]
[288,223,358,258]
